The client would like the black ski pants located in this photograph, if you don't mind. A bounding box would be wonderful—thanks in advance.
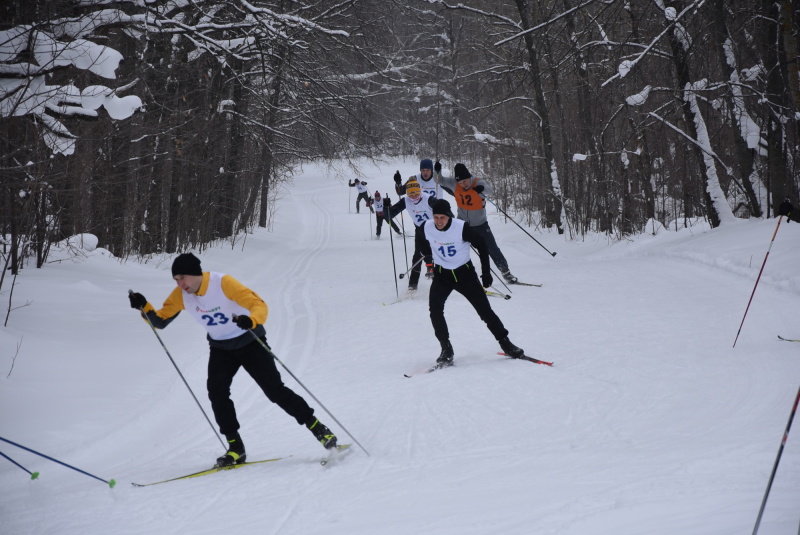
[428,261,508,343]
[376,214,400,236]
[408,225,433,287]
[356,192,372,213]
[207,337,314,438]
[470,222,509,273]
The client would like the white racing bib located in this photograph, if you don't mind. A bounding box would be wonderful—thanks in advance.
[183,272,251,341]
[424,219,471,269]
[406,192,433,227]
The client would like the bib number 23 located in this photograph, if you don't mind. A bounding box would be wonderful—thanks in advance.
[202,312,230,326]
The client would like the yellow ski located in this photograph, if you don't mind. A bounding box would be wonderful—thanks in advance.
[132,457,284,487]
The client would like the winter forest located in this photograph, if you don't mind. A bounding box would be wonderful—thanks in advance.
[2,0,800,278]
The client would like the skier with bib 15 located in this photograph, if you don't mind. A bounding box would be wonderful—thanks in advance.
[421,199,526,368]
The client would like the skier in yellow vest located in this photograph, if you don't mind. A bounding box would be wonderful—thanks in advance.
[129,253,338,467]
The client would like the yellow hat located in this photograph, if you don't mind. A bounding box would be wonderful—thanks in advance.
[406,180,422,195]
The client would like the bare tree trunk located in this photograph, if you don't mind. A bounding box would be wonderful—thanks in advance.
[257,41,286,228]
[711,0,763,217]
[762,0,792,213]
[666,0,728,227]
[512,0,564,234]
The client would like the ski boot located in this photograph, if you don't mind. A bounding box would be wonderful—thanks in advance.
[307,418,338,450]
[436,340,454,367]
[501,270,518,284]
[499,337,524,359]
[216,433,246,467]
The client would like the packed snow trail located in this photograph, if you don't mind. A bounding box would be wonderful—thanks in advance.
[1,158,799,535]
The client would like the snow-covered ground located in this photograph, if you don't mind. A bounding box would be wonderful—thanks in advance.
[1,158,799,535]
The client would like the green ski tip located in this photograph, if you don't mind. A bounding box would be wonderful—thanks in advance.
[108,479,117,488]
[31,472,39,480]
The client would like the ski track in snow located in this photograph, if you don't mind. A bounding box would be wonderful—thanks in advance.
[274,183,334,367]
[1,158,799,535]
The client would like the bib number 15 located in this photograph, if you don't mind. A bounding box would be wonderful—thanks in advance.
[437,245,457,257]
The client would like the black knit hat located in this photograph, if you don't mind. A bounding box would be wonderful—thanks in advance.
[432,199,454,217]
[172,253,202,277]
[454,163,472,180]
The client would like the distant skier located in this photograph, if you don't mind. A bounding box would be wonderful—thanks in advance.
[420,199,526,367]
[385,180,437,292]
[349,179,373,213]
[779,198,800,223]
[394,158,440,199]
[128,253,338,467]
[373,191,402,238]
[435,161,519,284]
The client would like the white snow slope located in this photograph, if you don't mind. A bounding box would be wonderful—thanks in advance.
[1,158,799,535]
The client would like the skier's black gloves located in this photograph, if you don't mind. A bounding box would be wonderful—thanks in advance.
[474,185,484,194]
[235,315,254,330]
[481,272,493,288]
[434,161,442,173]
[385,196,391,205]
[393,171,401,185]
[361,181,367,186]
[129,292,147,309]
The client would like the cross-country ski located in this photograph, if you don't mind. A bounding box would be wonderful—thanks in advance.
[132,457,284,487]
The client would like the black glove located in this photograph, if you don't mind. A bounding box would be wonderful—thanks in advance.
[235,315,254,330]
[778,199,794,217]
[393,171,401,185]
[434,161,442,173]
[385,196,391,205]
[481,272,493,288]
[361,181,367,186]
[348,180,353,186]
[129,292,147,309]
[474,185,484,194]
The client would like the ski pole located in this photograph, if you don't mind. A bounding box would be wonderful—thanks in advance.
[470,245,512,294]
[733,216,783,348]
[752,382,800,535]
[0,437,114,487]
[486,198,557,257]
[236,326,371,458]
[487,286,511,300]
[399,256,425,279]
[0,450,39,480]
[387,213,399,297]
[399,212,409,271]
[129,291,226,450]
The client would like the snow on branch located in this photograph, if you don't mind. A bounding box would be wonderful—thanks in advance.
[425,1,521,30]
[239,0,350,37]
[601,0,704,87]
[468,126,520,147]
[1,17,142,155]
[493,0,597,46]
